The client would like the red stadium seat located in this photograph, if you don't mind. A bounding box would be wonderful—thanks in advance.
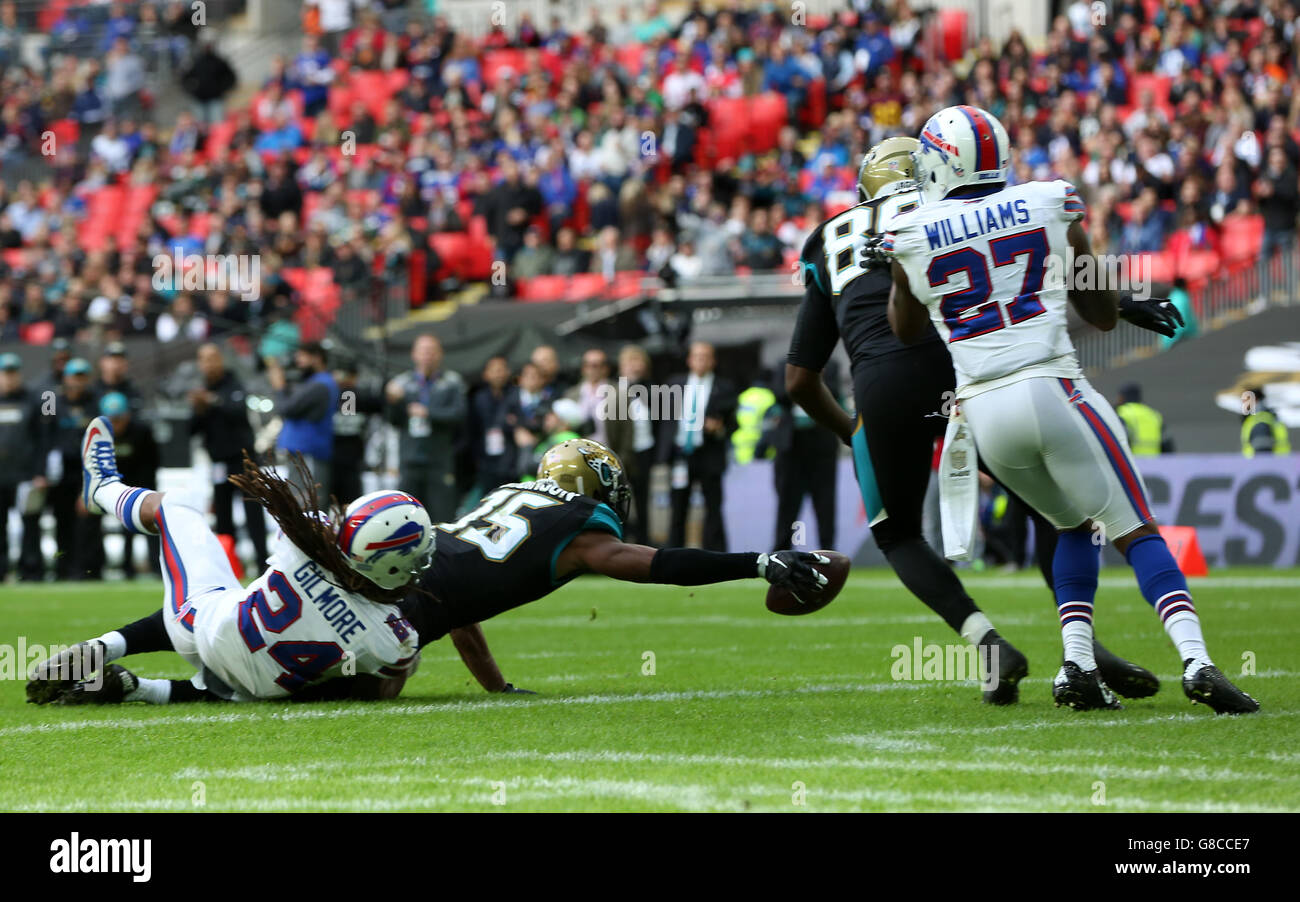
[568,273,606,300]
[616,43,646,75]
[20,321,54,345]
[1132,251,1176,285]
[1178,249,1220,282]
[204,120,238,161]
[518,275,569,302]
[2,248,27,270]
[430,233,471,280]
[48,119,79,153]
[482,49,528,89]
[1220,214,1264,263]
[939,9,968,62]
[1129,73,1174,118]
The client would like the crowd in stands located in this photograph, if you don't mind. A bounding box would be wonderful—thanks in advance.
[0,0,1296,347]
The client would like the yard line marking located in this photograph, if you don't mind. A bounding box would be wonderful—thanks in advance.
[0,681,931,737]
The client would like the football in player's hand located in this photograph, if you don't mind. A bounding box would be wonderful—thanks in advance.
[765,550,850,616]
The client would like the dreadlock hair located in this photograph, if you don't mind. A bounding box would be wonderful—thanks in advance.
[228,452,420,606]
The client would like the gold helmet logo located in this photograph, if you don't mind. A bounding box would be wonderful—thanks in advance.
[537,438,631,520]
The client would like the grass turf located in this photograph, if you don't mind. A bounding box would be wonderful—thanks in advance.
[1,569,1297,812]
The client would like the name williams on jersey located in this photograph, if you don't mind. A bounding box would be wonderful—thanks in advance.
[919,197,1031,251]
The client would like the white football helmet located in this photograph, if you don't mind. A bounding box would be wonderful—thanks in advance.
[337,490,435,590]
[915,105,1010,202]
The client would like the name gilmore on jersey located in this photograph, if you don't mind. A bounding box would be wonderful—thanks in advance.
[292,560,372,643]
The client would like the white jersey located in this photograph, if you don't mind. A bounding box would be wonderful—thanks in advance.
[192,528,420,700]
[885,179,1087,396]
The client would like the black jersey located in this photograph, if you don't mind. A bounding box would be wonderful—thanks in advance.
[787,189,940,374]
[400,480,623,645]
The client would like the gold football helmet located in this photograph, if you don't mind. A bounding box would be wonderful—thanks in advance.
[537,438,631,521]
[858,136,921,201]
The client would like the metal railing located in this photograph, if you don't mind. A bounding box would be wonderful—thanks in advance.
[1076,244,1300,374]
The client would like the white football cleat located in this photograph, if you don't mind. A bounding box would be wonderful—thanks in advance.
[81,415,122,515]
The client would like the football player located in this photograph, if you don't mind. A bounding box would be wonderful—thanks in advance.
[27,416,430,705]
[390,438,834,687]
[883,105,1256,713]
[786,136,1156,705]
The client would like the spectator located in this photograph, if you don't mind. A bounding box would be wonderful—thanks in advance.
[266,342,338,499]
[504,360,549,473]
[180,36,238,124]
[189,342,268,566]
[662,341,737,552]
[0,353,43,581]
[530,344,567,397]
[36,358,100,580]
[103,37,146,119]
[589,225,638,281]
[1255,146,1298,299]
[330,357,383,506]
[468,355,517,497]
[552,226,591,276]
[565,347,612,445]
[156,293,209,343]
[511,226,556,281]
[385,334,466,521]
[740,207,784,270]
[478,155,542,263]
[99,391,159,578]
[92,342,142,416]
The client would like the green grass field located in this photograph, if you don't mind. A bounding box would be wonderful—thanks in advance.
[2,570,1297,812]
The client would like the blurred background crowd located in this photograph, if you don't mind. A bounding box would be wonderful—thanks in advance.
[0,0,1297,580]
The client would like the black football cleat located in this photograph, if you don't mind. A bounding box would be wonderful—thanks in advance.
[979,630,1029,706]
[26,640,107,705]
[1053,661,1123,711]
[1182,661,1259,715]
[51,664,138,706]
[1093,639,1160,699]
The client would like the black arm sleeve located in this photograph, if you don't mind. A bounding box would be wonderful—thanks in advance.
[648,547,759,586]
[786,282,840,372]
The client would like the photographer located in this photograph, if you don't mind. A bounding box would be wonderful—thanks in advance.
[266,342,338,499]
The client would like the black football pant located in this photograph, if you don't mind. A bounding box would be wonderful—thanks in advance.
[850,343,983,634]
[668,456,727,551]
[773,430,837,550]
[212,468,268,564]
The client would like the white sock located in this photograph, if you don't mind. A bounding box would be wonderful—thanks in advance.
[125,677,171,705]
[959,611,995,647]
[94,484,158,535]
[95,631,127,662]
[1061,622,1097,670]
[1165,612,1211,677]
[1058,600,1096,670]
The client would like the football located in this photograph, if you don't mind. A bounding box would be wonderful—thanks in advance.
[765,551,851,616]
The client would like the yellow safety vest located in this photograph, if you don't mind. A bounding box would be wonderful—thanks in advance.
[1241,411,1292,457]
[1116,402,1163,456]
[733,386,776,464]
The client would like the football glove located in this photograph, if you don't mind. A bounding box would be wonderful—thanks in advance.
[1118,294,1184,338]
[855,233,892,270]
[758,551,830,597]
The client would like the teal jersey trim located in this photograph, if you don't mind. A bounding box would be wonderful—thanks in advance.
[550,502,624,586]
[800,257,826,295]
[851,424,885,523]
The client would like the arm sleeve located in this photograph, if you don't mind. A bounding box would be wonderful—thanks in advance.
[1060,180,1086,222]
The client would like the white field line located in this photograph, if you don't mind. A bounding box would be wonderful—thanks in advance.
[844,575,1300,589]
[14,769,1289,814]
[5,671,1296,739]
[159,741,1292,787]
[0,681,933,738]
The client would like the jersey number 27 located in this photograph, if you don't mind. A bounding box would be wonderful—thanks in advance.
[927,227,1048,341]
